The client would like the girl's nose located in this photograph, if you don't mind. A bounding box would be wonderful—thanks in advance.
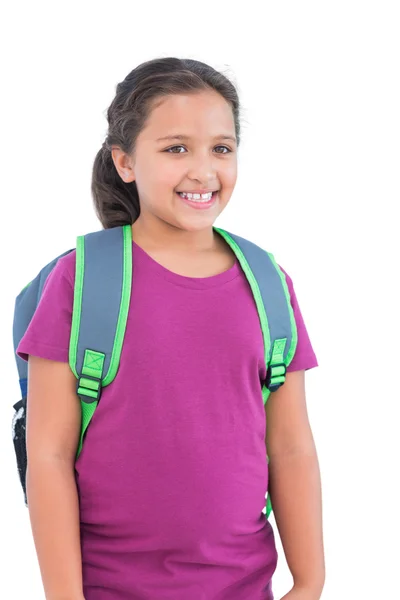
[186,155,217,185]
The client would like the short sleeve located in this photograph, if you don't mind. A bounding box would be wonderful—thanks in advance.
[16,251,76,364]
[280,267,318,373]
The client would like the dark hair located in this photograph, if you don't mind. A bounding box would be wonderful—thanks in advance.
[91,57,241,229]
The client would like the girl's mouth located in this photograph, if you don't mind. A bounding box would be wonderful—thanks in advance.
[176,191,218,210]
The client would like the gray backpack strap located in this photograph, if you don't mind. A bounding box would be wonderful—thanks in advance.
[215,227,299,521]
[69,224,132,456]
[214,227,298,399]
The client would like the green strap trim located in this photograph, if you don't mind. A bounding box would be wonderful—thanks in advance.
[263,386,271,405]
[69,235,85,379]
[71,226,133,458]
[265,338,290,517]
[214,227,271,378]
[103,224,133,385]
[267,253,298,367]
[21,280,33,293]
[69,226,132,384]
[76,400,98,458]
[266,494,272,519]
[213,232,297,522]
[76,350,105,457]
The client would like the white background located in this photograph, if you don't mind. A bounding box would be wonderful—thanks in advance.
[1,1,399,598]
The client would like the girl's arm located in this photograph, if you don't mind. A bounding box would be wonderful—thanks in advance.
[265,370,325,599]
[26,355,85,600]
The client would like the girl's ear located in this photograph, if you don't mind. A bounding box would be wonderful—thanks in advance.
[111,146,135,183]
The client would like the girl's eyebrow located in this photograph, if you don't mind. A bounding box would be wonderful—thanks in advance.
[156,134,237,143]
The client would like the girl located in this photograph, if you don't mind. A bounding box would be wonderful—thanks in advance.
[17,57,325,600]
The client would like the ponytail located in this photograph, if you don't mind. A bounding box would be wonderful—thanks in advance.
[91,142,140,229]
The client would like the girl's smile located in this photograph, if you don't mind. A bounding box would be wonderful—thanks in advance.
[176,189,219,210]
[112,90,238,237]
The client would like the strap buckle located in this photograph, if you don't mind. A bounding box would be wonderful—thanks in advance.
[265,362,287,392]
[77,374,102,404]
[76,349,105,404]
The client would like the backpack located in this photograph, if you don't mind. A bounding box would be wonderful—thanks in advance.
[12,224,298,517]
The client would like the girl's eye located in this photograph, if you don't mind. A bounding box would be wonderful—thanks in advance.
[165,145,232,154]
[214,145,231,154]
[166,145,186,153]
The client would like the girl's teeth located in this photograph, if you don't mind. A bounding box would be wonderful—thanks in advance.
[178,192,214,202]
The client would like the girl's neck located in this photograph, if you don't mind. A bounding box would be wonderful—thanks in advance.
[131,217,218,254]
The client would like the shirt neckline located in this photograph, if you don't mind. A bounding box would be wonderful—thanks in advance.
[132,240,241,290]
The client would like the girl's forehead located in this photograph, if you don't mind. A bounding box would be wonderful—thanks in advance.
[142,92,236,138]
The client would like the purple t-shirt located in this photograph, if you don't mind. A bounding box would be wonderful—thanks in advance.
[17,238,317,600]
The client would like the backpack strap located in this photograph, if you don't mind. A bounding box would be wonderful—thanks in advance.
[214,227,298,519]
[214,228,298,396]
[69,224,132,457]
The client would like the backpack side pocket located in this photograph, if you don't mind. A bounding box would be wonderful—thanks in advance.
[12,398,28,505]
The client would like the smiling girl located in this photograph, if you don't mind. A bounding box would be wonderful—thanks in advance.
[17,57,324,600]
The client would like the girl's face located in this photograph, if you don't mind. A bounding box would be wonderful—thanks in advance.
[117,90,237,233]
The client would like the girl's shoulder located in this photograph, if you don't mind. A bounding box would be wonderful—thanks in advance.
[34,249,77,306]
[16,250,77,364]
[50,248,77,287]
